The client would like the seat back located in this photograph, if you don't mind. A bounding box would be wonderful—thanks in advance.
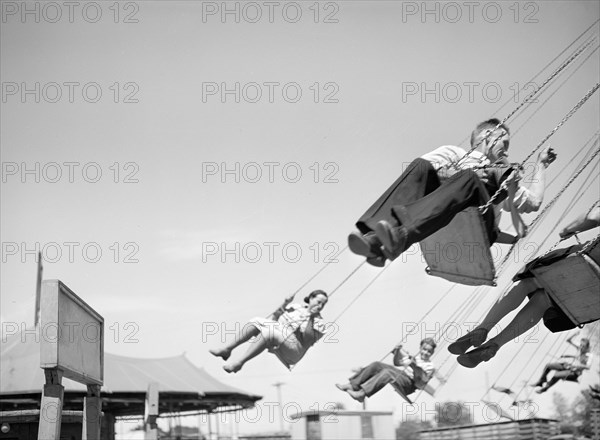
[419,207,497,286]
[531,246,600,326]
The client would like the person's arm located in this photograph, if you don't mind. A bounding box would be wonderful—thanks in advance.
[301,315,327,347]
[391,344,410,367]
[505,169,528,238]
[566,334,579,349]
[559,206,600,239]
[411,360,434,389]
[511,146,556,213]
[273,295,295,320]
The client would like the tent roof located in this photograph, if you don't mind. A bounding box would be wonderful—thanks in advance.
[1,329,261,415]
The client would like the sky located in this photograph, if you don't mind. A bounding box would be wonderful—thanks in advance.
[1,0,600,437]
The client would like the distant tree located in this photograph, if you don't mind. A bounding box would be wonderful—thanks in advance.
[552,387,600,437]
[332,402,346,410]
[435,401,473,427]
[396,417,433,440]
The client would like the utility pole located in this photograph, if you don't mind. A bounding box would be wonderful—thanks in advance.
[272,382,285,433]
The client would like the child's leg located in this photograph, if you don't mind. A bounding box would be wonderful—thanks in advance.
[539,372,569,393]
[535,362,564,386]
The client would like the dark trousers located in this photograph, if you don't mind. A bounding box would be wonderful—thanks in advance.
[356,159,499,245]
[349,361,415,397]
[393,169,498,246]
[356,158,440,234]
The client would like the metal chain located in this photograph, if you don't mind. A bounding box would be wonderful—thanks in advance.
[520,82,600,165]
[528,146,600,228]
[503,37,597,127]
[479,84,600,214]
[577,233,600,255]
[452,36,597,170]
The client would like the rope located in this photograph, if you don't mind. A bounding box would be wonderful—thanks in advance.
[328,260,366,297]
[281,245,348,303]
[332,267,388,323]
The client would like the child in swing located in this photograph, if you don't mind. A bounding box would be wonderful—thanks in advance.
[335,338,437,402]
[534,335,592,393]
[209,290,328,373]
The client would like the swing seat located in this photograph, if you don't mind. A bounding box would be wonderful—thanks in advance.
[270,348,294,370]
[419,207,497,286]
[390,382,413,404]
[390,382,435,404]
[531,250,600,326]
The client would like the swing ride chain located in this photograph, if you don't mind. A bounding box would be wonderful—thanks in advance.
[452,36,597,170]
[577,233,600,256]
[479,83,600,215]
[503,36,597,129]
[520,82,600,165]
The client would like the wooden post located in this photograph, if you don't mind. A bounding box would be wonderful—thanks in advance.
[38,369,64,440]
[83,384,102,440]
[144,383,159,440]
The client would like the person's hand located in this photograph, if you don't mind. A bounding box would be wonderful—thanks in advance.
[282,295,294,307]
[537,146,557,168]
[392,343,403,353]
[505,168,522,187]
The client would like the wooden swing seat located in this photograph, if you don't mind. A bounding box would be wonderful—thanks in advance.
[419,207,497,286]
[531,244,600,326]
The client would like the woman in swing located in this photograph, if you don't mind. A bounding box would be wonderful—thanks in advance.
[210,290,328,373]
[335,338,437,402]
[448,206,600,368]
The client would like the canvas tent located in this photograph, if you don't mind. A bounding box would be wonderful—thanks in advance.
[0,328,261,416]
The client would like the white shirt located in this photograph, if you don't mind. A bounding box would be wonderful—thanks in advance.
[421,145,536,214]
[397,354,435,389]
[279,303,327,335]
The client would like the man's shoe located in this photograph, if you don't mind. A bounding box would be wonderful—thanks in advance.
[366,255,386,267]
[457,343,499,368]
[348,232,372,257]
[448,328,489,355]
[335,383,352,392]
[375,221,409,260]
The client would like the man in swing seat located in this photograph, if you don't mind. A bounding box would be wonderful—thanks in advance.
[448,206,600,368]
[348,119,557,266]
[335,338,437,402]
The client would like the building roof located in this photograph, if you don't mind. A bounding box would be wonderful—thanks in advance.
[1,328,261,415]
